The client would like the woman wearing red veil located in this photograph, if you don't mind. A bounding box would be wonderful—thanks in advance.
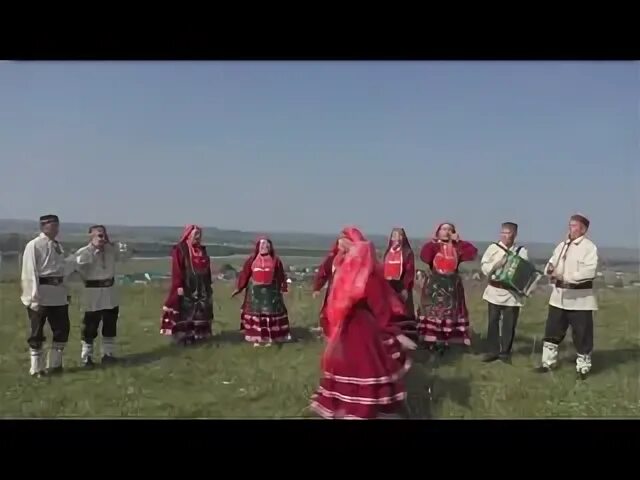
[311,240,340,337]
[232,237,291,346]
[160,225,214,344]
[417,222,478,351]
[382,227,417,339]
[310,227,416,420]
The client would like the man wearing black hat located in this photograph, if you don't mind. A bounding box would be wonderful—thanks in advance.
[537,214,599,380]
[480,222,528,364]
[70,225,122,368]
[20,215,73,377]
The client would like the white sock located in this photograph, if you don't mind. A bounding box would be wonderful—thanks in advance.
[576,353,592,374]
[541,341,559,368]
[29,348,44,375]
[81,341,94,362]
[47,342,65,369]
[102,337,116,357]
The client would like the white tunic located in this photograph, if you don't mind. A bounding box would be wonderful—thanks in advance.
[481,242,529,307]
[21,233,74,309]
[546,236,598,311]
[72,243,120,312]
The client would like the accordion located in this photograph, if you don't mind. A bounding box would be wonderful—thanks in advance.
[492,243,543,297]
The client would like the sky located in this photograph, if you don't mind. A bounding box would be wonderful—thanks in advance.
[0,61,638,248]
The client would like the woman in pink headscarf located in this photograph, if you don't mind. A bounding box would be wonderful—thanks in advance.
[309,227,416,420]
[416,222,478,352]
[160,225,214,345]
[232,236,291,346]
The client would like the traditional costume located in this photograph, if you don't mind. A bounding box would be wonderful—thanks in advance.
[72,226,121,367]
[382,228,417,339]
[480,222,528,362]
[310,227,412,420]
[417,223,478,349]
[235,237,291,346]
[160,225,214,344]
[539,214,598,378]
[311,240,340,337]
[20,215,73,376]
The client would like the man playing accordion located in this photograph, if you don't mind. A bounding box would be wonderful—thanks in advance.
[537,214,598,380]
[480,222,528,364]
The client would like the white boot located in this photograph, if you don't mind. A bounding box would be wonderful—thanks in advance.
[47,342,65,371]
[576,353,592,375]
[81,341,94,365]
[541,341,559,369]
[102,337,116,358]
[101,337,118,364]
[29,348,45,376]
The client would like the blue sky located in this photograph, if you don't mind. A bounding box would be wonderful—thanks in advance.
[0,61,637,247]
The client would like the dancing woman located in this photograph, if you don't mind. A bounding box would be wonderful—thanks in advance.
[309,227,416,420]
[382,227,417,339]
[416,222,478,351]
[232,237,291,346]
[160,225,214,345]
[311,239,340,337]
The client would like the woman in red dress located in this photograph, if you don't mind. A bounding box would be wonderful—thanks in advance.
[382,227,417,339]
[311,240,340,337]
[232,237,291,347]
[310,227,416,420]
[160,225,214,345]
[416,222,478,352]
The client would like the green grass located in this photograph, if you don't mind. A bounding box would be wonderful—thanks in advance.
[0,281,638,418]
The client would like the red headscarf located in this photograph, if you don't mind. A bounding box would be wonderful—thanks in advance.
[432,222,457,241]
[431,222,460,274]
[179,224,203,261]
[325,226,404,341]
[251,236,277,273]
[385,227,412,254]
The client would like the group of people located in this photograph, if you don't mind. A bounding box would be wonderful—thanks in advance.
[20,213,599,418]
[20,218,121,375]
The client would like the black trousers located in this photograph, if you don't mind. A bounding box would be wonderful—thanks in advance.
[81,307,119,343]
[486,303,520,356]
[27,305,70,350]
[543,305,593,354]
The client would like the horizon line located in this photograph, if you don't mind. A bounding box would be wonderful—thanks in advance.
[0,217,637,251]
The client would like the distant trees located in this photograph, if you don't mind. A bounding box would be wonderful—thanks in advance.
[0,233,25,252]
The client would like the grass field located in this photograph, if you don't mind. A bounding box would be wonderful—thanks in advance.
[0,281,638,418]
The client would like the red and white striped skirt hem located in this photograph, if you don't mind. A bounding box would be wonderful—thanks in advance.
[241,311,291,344]
[417,315,471,345]
[310,357,411,420]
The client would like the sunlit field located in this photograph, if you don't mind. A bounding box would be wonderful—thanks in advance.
[0,280,637,418]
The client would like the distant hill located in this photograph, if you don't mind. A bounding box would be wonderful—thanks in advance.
[0,218,638,266]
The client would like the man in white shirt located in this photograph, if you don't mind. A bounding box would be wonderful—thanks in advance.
[480,222,528,364]
[71,225,121,368]
[537,214,598,380]
[21,214,73,377]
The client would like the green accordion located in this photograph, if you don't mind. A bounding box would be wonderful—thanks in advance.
[492,243,543,297]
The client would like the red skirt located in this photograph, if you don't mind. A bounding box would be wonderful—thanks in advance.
[241,283,291,344]
[310,316,411,419]
[241,311,291,344]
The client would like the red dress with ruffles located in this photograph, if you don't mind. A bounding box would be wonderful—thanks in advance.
[310,268,411,419]
[236,237,291,344]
